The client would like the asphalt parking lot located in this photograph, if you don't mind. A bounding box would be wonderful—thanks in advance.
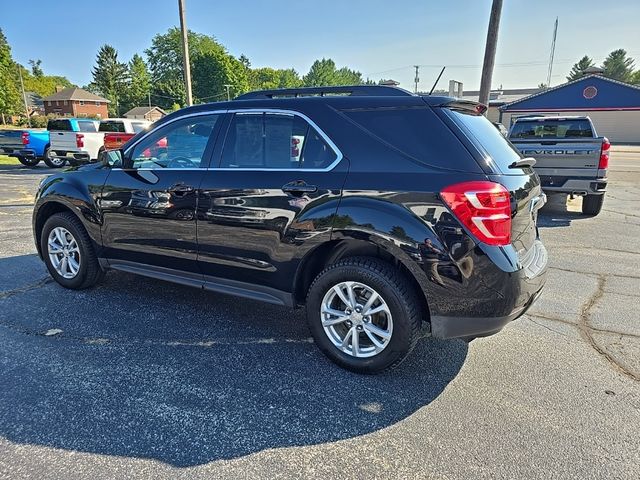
[0,151,639,479]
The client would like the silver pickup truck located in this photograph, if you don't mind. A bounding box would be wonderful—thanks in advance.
[508,116,609,215]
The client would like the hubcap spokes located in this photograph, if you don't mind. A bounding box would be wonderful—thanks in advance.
[321,281,393,358]
[48,227,80,279]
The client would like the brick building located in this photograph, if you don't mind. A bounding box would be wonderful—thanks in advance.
[43,87,110,118]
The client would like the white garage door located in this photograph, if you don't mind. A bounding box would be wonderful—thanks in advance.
[501,110,640,144]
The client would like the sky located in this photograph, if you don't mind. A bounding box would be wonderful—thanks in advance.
[2,0,639,92]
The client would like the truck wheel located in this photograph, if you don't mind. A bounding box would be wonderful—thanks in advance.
[41,212,104,289]
[582,194,604,216]
[306,257,422,374]
[44,149,66,168]
[17,156,40,167]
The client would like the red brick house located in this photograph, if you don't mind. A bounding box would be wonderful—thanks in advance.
[43,87,110,118]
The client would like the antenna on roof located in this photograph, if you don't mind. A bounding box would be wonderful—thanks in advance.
[546,17,558,87]
[428,66,446,95]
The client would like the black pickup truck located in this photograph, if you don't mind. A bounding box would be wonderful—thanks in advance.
[508,116,609,215]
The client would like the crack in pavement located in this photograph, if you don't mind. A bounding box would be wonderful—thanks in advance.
[527,313,640,340]
[0,276,52,299]
[548,266,640,280]
[578,275,639,382]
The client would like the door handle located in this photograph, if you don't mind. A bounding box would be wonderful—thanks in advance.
[282,181,317,195]
[169,183,195,194]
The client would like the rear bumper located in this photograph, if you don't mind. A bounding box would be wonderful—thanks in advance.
[8,148,38,159]
[51,150,93,165]
[429,240,548,340]
[537,174,607,195]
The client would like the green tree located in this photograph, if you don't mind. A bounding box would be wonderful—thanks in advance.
[631,70,640,85]
[28,59,43,77]
[303,58,365,87]
[146,27,250,105]
[249,67,302,90]
[122,54,151,112]
[0,28,21,119]
[90,44,128,116]
[601,49,635,82]
[566,56,595,81]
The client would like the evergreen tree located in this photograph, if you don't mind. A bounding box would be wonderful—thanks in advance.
[303,59,365,87]
[566,56,595,81]
[601,49,635,82]
[122,54,151,112]
[90,44,128,116]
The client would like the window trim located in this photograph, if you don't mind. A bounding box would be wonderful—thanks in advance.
[213,108,342,172]
[118,108,343,172]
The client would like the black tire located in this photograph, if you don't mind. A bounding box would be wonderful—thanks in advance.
[17,155,40,167]
[41,212,104,289]
[306,257,422,374]
[44,149,66,168]
[582,194,604,216]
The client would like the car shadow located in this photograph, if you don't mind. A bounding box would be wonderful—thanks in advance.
[0,254,468,467]
[537,193,590,228]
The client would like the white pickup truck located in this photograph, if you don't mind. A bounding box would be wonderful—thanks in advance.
[48,118,151,167]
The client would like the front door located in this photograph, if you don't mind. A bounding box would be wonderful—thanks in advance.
[100,113,223,274]
[197,110,347,294]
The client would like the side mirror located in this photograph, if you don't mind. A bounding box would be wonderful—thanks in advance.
[102,149,124,168]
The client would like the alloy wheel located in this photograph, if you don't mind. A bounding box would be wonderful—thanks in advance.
[47,227,81,279]
[320,281,393,358]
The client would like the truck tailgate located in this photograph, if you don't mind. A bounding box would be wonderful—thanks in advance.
[0,130,23,153]
[50,131,80,151]
[510,138,603,178]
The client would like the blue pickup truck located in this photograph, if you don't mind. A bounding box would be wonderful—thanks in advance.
[0,128,53,167]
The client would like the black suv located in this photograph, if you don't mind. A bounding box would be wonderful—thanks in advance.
[33,85,547,373]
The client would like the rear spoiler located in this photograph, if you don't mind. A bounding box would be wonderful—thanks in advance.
[421,96,488,115]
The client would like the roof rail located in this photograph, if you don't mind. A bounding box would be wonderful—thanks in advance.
[236,85,414,100]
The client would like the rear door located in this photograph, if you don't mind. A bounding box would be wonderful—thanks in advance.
[99,113,223,274]
[196,110,347,294]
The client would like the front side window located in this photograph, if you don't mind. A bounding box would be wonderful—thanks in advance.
[128,114,220,169]
[220,112,337,170]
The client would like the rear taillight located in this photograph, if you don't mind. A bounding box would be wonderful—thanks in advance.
[441,181,512,246]
[599,137,610,170]
[21,132,29,145]
[76,133,84,148]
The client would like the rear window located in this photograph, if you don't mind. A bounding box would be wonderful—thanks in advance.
[99,121,125,133]
[131,123,148,134]
[444,109,522,175]
[78,121,97,132]
[510,119,594,139]
[47,119,72,131]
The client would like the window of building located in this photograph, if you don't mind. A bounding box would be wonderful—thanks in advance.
[79,101,85,106]
[63,100,67,106]
[95,102,100,106]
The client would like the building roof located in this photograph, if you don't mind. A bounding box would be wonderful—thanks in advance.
[25,92,44,109]
[43,87,110,103]
[124,106,167,116]
[500,75,640,112]
[461,87,542,106]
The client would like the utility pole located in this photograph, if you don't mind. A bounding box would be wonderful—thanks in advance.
[178,0,193,106]
[478,0,503,110]
[223,84,233,101]
[413,65,420,93]
[17,66,31,127]
[148,92,151,107]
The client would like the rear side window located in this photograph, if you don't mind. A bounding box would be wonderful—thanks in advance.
[220,112,337,170]
[510,119,594,139]
[47,119,71,131]
[444,109,521,175]
[78,121,98,132]
[99,121,125,133]
[342,106,482,172]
